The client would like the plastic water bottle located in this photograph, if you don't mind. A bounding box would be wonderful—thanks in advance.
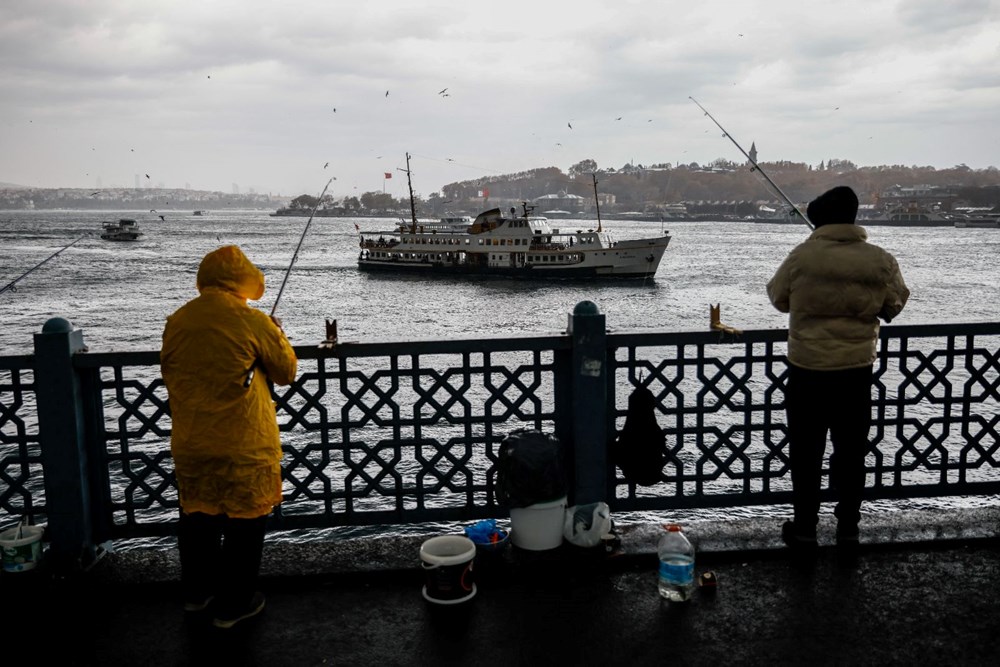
[657,524,695,601]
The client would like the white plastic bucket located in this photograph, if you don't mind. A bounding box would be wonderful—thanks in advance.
[0,524,44,573]
[509,496,567,550]
[420,535,477,604]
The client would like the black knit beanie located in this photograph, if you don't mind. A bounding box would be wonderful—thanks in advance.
[806,186,859,227]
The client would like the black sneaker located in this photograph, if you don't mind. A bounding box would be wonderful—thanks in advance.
[836,523,859,544]
[836,524,860,555]
[781,520,818,550]
[212,592,266,629]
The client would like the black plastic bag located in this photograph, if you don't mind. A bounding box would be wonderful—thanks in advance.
[496,429,567,508]
[615,385,666,486]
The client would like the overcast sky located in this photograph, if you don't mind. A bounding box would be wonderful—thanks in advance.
[1,0,998,199]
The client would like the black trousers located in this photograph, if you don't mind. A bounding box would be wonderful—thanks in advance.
[785,363,873,531]
[177,511,268,609]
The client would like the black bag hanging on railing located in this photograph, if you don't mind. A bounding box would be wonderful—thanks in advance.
[615,384,666,486]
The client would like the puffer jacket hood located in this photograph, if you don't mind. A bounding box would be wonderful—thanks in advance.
[196,245,265,301]
[767,223,909,370]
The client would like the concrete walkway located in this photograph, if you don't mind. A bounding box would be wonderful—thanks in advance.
[5,509,999,666]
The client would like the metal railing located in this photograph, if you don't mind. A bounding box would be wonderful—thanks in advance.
[1,307,998,570]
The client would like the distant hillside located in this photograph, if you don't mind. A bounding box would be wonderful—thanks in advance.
[0,182,26,188]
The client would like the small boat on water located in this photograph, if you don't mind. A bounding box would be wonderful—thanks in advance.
[100,219,144,241]
[193,210,204,216]
[357,155,671,279]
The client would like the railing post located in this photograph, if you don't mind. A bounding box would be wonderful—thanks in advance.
[568,300,609,505]
[33,317,97,572]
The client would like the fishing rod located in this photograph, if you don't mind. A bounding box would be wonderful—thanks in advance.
[243,178,334,388]
[689,97,813,230]
[269,177,334,317]
[1,234,87,296]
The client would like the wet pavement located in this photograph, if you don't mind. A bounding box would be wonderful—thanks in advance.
[5,508,999,666]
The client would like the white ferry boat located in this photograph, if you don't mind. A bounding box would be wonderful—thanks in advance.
[100,219,144,241]
[357,155,670,279]
[359,204,670,279]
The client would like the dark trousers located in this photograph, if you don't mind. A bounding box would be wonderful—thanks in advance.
[785,364,873,531]
[178,511,268,609]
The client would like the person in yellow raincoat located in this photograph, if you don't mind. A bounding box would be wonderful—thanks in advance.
[161,245,297,629]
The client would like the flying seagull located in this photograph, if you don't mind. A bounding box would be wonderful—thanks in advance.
[324,162,329,168]
[567,122,573,129]
[90,191,100,197]
[438,87,448,94]
[385,90,389,97]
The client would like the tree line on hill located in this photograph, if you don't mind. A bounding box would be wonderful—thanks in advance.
[283,159,1000,217]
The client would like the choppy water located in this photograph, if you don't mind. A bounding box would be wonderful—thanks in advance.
[2,210,998,543]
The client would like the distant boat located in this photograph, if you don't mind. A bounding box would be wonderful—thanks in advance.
[193,210,204,216]
[100,219,143,241]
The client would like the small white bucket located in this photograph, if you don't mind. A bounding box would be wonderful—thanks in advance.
[420,535,477,604]
[509,496,567,551]
[0,524,44,573]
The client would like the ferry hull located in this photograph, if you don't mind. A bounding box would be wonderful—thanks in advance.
[358,237,670,279]
[357,261,660,279]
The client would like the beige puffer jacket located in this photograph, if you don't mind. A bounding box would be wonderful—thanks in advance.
[766,224,909,370]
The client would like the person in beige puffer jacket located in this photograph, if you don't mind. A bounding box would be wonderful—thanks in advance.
[767,186,909,553]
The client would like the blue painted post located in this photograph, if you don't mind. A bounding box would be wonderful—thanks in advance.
[569,301,609,505]
[33,317,97,572]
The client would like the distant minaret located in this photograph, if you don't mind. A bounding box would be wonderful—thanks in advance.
[748,142,758,165]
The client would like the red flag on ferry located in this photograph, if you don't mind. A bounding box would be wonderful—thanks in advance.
[384,172,392,179]
[354,223,360,232]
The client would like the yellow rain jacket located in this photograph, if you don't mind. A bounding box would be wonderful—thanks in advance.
[162,246,297,518]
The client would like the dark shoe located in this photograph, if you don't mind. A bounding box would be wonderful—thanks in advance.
[183,595,215,613]
[836,524,860,560]
[782,520,817,550]
[836,524,860,545]
[212,592,266,629]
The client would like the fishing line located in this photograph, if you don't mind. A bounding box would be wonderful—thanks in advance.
[689,97,813,230]
[1,234,87,296]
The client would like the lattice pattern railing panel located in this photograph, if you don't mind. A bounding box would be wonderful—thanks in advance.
[609,328,1000,511]
[0,362,44,523]
[272,348,558,528]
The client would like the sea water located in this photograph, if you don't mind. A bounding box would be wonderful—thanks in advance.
[1,209,998,542]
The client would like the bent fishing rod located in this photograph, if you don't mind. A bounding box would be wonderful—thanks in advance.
[1,234,87,296]
[244,177,333,388]
[689,97,813,230]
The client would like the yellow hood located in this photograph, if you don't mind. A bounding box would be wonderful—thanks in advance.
[196,245,265,301]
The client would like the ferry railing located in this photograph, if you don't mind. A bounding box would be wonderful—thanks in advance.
[1,306,998,571]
